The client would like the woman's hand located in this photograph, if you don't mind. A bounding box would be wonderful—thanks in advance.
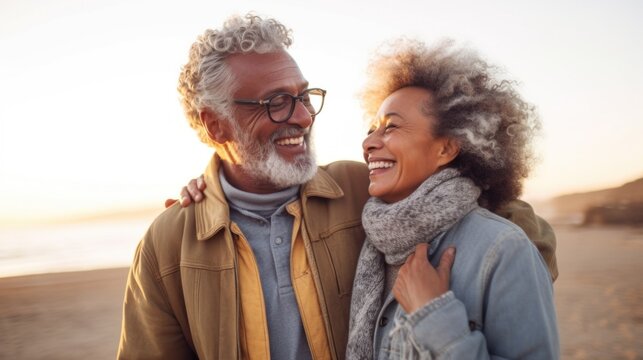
[393,244,456,314]
[164,175,207,208]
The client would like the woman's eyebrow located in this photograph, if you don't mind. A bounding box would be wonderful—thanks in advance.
[371,112,403,126]
[383,112,404,121]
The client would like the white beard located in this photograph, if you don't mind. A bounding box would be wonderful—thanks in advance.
[232,125,317,189]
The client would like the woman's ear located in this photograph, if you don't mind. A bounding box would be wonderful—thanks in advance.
[437,138,460,167]
[200,109,231,144]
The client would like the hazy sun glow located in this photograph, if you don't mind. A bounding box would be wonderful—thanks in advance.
[1,0,642,224]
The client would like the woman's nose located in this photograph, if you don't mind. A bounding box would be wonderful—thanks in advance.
[362,130,382,152]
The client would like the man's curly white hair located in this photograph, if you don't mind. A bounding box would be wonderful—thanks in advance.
[177,14,293,147]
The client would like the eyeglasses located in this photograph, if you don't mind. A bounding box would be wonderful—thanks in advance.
[233,88,326,123]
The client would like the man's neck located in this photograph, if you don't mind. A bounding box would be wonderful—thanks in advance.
[219,169,299,215]
[220,162,289,194]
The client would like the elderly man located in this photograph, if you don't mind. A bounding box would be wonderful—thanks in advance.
[118,14,557,360]
[118,14,370,360]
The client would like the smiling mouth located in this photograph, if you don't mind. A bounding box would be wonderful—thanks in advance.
[368,160,395,172]
[275,136,304,146]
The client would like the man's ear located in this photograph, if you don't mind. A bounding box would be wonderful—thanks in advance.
[200,108,231,144]
[436,137,460,167]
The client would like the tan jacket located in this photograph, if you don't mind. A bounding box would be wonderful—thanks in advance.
[118,156,557,359]
[118,157,371,359]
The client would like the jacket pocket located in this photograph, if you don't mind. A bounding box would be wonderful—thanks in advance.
[318,221,365,296]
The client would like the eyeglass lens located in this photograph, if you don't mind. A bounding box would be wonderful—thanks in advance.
[268,90,324,122]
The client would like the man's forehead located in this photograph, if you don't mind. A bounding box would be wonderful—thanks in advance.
[226,51,299,73]
[226,51,307,96]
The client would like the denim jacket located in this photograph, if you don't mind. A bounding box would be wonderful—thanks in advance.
[373,207,559,359]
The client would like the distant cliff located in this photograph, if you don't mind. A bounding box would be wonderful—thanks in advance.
[540,177,643,225]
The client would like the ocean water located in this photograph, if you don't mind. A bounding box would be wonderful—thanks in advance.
[0,219,152,278]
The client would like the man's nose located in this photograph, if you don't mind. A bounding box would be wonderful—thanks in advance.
[286,100,314,128]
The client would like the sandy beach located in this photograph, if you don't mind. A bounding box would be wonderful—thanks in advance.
[553,225,643,359]
[1,225,642,359]
[0,268,129,359]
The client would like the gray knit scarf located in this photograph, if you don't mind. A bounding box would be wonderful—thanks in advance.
[346,168,481,359]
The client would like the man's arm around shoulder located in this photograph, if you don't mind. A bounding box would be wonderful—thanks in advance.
[496,199,559,281]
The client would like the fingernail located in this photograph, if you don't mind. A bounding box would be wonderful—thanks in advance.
[447,247,455,255]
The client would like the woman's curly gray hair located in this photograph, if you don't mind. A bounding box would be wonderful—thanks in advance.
[177,14,293,147]
[361,39,540,210]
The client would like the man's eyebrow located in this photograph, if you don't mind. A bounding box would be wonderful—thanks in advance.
[260,81,310,98]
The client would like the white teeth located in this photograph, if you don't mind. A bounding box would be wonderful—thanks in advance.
[276,136,304,146]
[368,161,395,170]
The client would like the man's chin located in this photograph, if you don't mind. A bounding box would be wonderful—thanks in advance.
[261,154,317,188]
[237,138,317,189]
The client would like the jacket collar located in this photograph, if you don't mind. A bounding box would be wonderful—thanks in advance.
[195,154,345,241]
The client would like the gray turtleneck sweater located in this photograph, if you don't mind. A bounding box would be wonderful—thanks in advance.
[219,171,312,360]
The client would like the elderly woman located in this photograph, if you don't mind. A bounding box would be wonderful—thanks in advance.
[176,39,559,359]
[345,39,558,359]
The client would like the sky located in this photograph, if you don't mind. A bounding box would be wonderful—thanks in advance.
[1,0,642,224]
